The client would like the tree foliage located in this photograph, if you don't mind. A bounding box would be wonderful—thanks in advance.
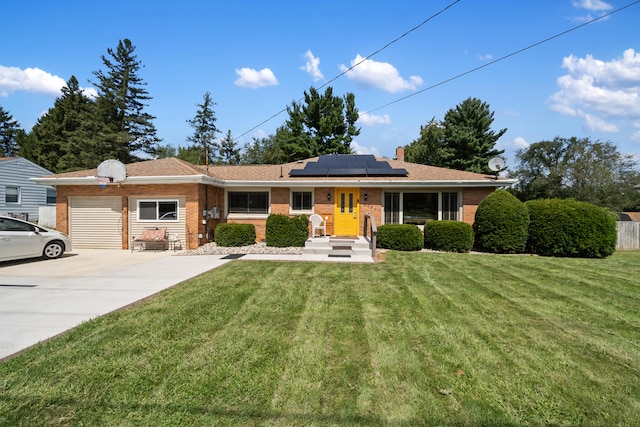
[240,135,284,165]
[0,106,21,157]
[92,38,160,162]
[186,91,220,164]
[275,86,360,162]
[404,117,446,165]
[441,97,506,173]
[219,129,241,165]
[19,76,99,172]
[510,136,640,211]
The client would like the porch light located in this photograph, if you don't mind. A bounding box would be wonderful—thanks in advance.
[364,193,368,201]
[327,193,331,200]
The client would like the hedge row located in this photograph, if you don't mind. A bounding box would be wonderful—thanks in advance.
[214,223,256,247]
[376,224,424,251]
[424,220,474,253]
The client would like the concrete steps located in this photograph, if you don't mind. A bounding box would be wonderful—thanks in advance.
[303,236,373,258]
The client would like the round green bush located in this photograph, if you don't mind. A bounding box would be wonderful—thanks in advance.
[526,199,617,258]
[266,214,308,247]
[214,223,256,247]
[473,190,529,254]
[424,220,474,253]
[376,224,423,251]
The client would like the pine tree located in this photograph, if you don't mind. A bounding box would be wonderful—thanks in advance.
[219,129,241,165]
[276,86,360,162]
[186,91,220,165]
[23,76,97,172]
[441,97,506,173]
[0,106,21,157]
[92,38,160,162]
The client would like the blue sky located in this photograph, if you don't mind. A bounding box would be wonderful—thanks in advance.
[1,0,639,170]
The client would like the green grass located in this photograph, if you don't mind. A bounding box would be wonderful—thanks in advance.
[1,252,639,426]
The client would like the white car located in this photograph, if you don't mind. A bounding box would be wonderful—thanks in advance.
[0,216,72,262]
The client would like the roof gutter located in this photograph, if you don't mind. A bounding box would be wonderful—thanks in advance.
[32,174,224,186]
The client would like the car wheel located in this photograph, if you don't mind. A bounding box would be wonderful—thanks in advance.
[43,241,64,259]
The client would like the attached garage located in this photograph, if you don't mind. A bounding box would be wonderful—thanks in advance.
[68,196,122,249]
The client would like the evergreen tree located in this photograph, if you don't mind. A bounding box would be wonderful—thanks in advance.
[0,106,21,157]
[154,144,177,158]
[176,144,207,165]
[219,129,241,165]
[404,117,446,165]
[276,86,359,162]
[21,76,97,172]
[92,38,160,162]
[240,135,283,164]
[186,91,220,164]
[441,97,506,173]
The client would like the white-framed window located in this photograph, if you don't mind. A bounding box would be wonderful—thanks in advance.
[137,200,179,221]
[5,186,20,204]
[383,191,460,224]
[290,190,313,214]
[228,191,269,215]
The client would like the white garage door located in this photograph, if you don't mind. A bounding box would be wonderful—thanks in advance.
[69,196,122,249]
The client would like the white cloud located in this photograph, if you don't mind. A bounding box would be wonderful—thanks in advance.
[0,65,65,97]
[0,65,98,99]
[234,67,278,88]
[513,137,530,150]
[357,112,391,126]
[548,49,640,132]
[300,50,324,81]
[351,140,381,156]
[572,0,612,11]
[339,54,423,93]
[571,0,612,22]
[253,129,266,139]
[478,53,493,61]
[584,114,619,132]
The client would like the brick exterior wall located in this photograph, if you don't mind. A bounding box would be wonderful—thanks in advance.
[57,184,496,247]
[462,187,495,224]
[56,183,222,250]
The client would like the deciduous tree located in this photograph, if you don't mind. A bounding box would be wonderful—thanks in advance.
[510,136,640,211]
[404,117,446,165]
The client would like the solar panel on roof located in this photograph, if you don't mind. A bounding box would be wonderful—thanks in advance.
[289,155,408,177]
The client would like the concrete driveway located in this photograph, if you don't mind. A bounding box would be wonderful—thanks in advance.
[0,249,231,360]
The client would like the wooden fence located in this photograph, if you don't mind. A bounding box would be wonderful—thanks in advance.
[617,221,640,250]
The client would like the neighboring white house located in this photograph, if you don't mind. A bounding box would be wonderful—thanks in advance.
[0,157,56,222]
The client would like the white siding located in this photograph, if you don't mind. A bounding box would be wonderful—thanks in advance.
[69,196,122,249]
[0,157,54,221]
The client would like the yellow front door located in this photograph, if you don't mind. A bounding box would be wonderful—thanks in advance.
[334,188,359,236]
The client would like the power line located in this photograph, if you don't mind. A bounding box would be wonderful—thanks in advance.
[365,0,640,114]
[234,0,461,141]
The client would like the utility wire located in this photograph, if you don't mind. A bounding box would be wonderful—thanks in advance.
[234,0,461,141]
[365,0,640,114]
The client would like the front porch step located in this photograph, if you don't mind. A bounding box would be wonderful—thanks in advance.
[304,236,373,257]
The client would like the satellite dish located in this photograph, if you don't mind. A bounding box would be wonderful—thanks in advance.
[488,157,505,172]
[97,159,127,183]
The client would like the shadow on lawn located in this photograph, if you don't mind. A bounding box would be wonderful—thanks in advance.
[0,395,493,426]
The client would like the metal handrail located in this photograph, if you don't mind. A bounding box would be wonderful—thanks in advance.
[364,213,377,260]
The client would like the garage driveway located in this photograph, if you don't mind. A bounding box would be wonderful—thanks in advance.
[0,249,231,360]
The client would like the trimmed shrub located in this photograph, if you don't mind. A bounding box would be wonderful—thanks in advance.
[376,224,423,251]
[214,223,256,247]
[266,214,308,247]
[526,199,617,258]
[473,190,529,253]
[424,220,474,253]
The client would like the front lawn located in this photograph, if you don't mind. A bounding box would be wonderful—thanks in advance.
[1,252,639,425]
